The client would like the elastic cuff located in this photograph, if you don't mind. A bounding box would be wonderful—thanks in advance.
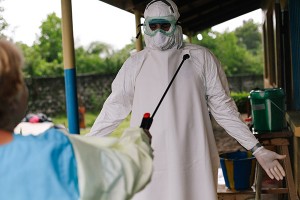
[250,143,262,153]
[252,146,264,155]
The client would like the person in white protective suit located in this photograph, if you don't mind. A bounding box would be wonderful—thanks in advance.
[88,0,286,199]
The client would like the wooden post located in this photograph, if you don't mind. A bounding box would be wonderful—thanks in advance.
[61,0,80,134]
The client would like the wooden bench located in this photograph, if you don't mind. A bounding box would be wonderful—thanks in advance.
[217,130,299,200]
[254,130,298,200]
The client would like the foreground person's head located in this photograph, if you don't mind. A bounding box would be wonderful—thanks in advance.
[0,39,28,132]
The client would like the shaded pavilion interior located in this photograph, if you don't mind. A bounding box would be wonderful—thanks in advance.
[99,0,262,36]
[96,0,300,198]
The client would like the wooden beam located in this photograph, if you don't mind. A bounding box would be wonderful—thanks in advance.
[184,1,261,34]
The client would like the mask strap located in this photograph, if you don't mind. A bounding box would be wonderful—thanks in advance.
[136,24,144,39]
[146,0,174,13]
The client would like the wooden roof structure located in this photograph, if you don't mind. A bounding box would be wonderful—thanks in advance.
[99,0,262,35]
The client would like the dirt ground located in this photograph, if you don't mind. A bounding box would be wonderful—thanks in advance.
[211,114,246,154]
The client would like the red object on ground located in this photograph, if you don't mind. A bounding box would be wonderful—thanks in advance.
[78,106,86,129]
[29,115,40,123]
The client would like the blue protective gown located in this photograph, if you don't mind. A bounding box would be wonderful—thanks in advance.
[0,128,79,200]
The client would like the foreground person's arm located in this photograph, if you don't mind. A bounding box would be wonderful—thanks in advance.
[67,127,153,200]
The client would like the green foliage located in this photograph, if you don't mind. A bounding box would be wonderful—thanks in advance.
[235,19,262,55]
[0,0,8,38]
[77,41,134,75]
[19,42,64,77]
[214,31,263,75]
[17,13,262,78]
[75,46,107,74]
[76,41,116,75]
[88,90,109,112]
[114,41,135,62]
[99,41,135,74]
[18,43,42,77]
[231,91,250,113]
[87,41,112,56]
[15,12,135,77]
[191,29,218,51]
[52,112,131,137]
[191,20,263,76]
[52,112,99,129]
[16,13,64,77]
[37,13,63,63]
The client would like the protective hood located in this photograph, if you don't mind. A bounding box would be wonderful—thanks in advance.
[144,0,183,50]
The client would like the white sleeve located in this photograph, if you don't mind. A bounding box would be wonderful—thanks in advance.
[204,49,258,150]
[87,58,136,137]
[67,127,153,200]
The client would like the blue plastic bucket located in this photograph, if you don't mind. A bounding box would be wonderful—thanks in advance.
[220,151,256,190]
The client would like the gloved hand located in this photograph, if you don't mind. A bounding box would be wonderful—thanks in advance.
[253,146,286,180]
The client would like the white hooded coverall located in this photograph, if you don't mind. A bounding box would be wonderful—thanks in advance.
[88,0,259,199]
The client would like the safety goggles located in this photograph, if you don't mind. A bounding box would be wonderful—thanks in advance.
[143,16,179,37]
